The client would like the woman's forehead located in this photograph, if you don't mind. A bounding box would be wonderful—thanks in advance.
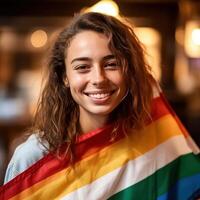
[65,31,112,62]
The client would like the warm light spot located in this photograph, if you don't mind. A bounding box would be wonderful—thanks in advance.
[134,28,160,46]
[184,21,200,57]
[85,0,119,17]
[0,30,17,50]
[30,30,48,48]
[134,27,161,81]
[191,28,200,45]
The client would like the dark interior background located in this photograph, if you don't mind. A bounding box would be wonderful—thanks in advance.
[0,0,200,185]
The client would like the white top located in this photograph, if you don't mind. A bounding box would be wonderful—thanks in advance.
[4,134,48,184]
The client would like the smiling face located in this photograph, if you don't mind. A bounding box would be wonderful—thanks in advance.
[65,31,127,131]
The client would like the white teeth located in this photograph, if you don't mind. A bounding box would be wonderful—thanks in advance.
[88,93,110,99]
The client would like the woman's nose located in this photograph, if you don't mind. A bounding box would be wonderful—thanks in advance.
[91,66,107,86]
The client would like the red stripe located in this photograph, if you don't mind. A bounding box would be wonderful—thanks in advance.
[159,93,189,137]
[0,96,173,199]
[150,95,170,122]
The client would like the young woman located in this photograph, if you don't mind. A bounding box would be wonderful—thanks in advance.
[4,12,154,183]
[2,12,200,200]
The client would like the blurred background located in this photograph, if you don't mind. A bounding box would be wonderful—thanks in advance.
[0,0,200,185]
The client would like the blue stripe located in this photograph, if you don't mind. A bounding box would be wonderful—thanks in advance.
[157,173,200,200]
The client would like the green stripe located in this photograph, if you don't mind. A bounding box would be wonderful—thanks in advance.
[108,153,200,200]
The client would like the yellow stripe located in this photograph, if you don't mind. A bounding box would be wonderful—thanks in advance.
[11,115,183,200]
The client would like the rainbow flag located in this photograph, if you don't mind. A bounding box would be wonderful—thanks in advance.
[1,91,200,200]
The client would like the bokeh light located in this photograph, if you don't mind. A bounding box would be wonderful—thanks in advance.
[30,30,48,48]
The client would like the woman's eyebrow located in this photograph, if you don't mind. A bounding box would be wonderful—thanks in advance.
[70,55,115,64]
[71,57,91,64]
[102,54,115,61]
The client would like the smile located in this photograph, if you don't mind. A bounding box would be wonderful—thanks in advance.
[84,91,115,99]
[88,93,110,99]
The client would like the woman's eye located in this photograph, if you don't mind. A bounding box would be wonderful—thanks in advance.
[105,62,118,69]
[74,65,90,72]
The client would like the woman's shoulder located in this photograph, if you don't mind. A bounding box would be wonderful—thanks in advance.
[4,134,48,183]
[14,134,48,162]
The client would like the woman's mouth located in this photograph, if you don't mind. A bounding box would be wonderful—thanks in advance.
[88,92,111,99]
[84,90,115,102]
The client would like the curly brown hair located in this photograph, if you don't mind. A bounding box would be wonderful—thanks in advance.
[33,12,154,155]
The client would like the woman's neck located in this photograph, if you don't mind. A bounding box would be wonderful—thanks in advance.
[79,112,108,134]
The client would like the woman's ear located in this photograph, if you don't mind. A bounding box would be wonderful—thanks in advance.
[64,79,69,87]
